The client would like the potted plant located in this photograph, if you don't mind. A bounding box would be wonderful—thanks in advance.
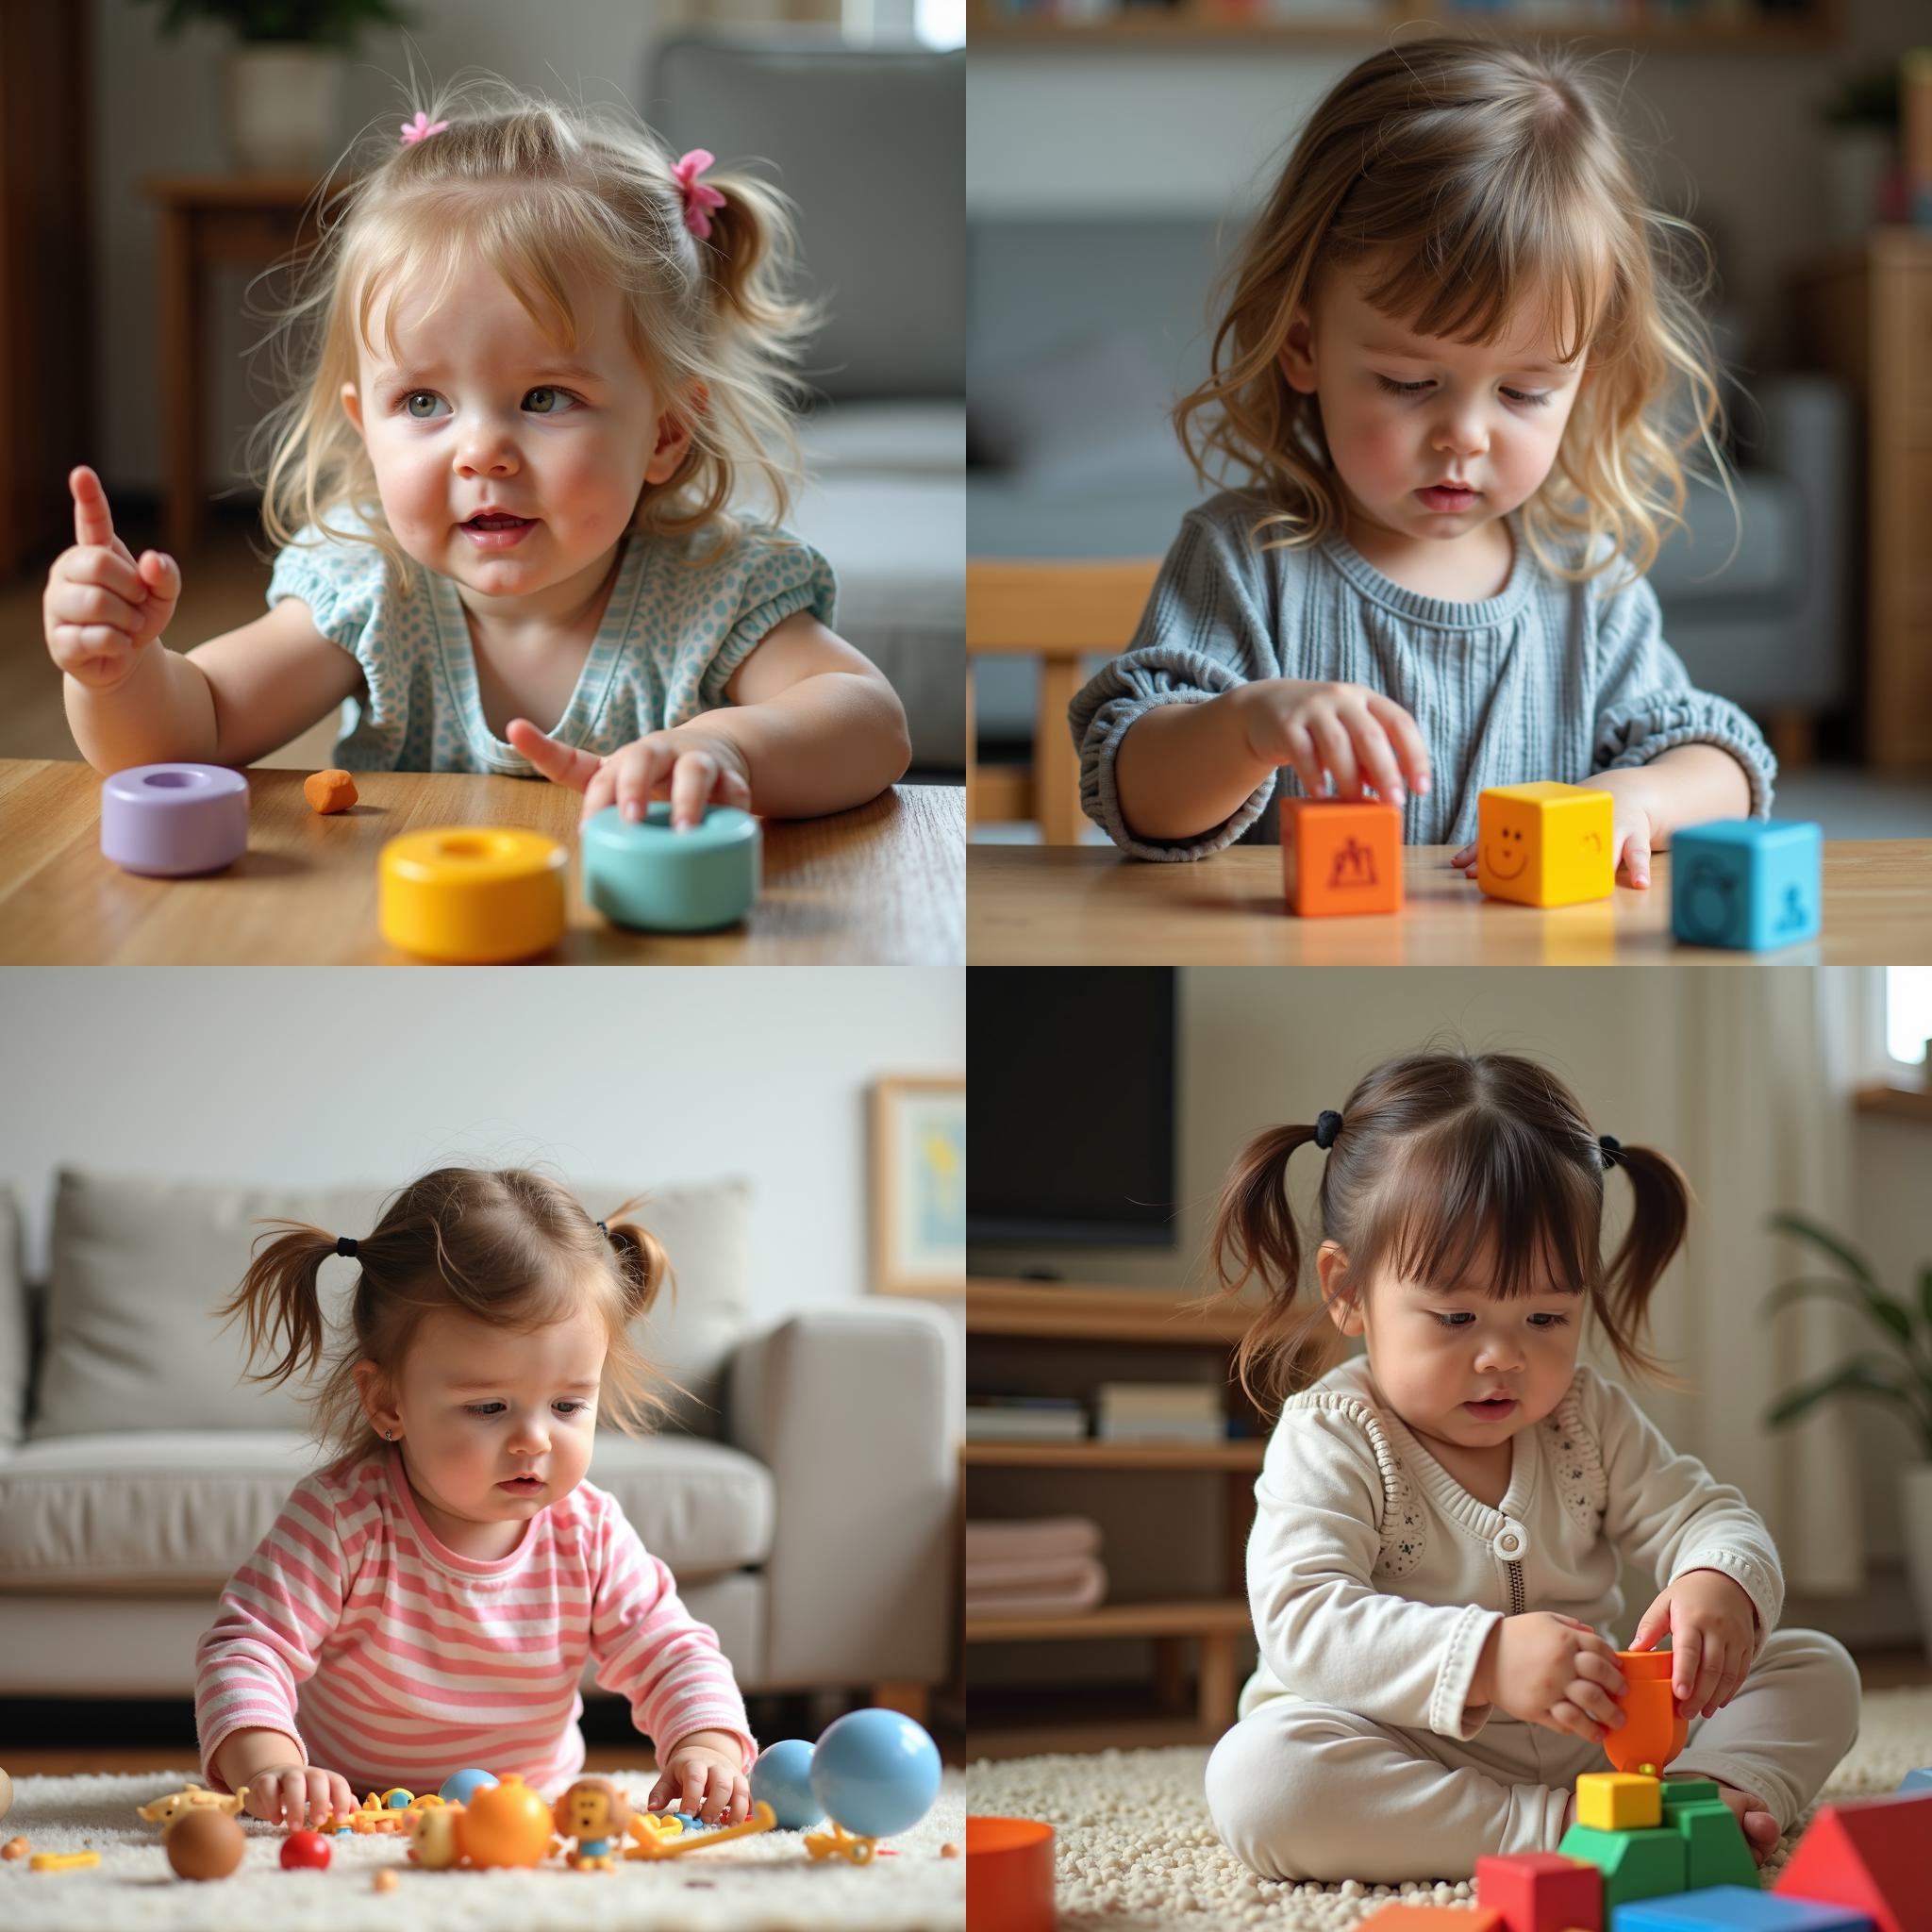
[1761,1211,1932,1655]
[1816,62,1901,245]
[136,0,416,176]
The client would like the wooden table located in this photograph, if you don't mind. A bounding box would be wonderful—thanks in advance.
[0,762,963,965]
[967,841,1932,965]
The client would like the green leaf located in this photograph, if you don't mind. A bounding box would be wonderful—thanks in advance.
[1763,1357,1918,1429]
[1764,1275,1917,1351]
[1766,1213,1879,1290]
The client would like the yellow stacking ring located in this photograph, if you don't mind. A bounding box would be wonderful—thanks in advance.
[379,826,567,963]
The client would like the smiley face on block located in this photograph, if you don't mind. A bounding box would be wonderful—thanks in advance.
[1476,784,1614,908]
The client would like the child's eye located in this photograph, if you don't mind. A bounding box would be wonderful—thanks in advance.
[397,388,580,420]
[1373,375,1552,408]
[1528,1312,1571,1328]
[465,1402,505,1417]
[1431,1311,1475,1328]
[402,391,447,420]
[524,387,579,415]
[554,1400,591,1415]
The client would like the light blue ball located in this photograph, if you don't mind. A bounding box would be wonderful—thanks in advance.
[438,1768,500,1806]
[808,1710,941,1839]
[750,1738,822,1830]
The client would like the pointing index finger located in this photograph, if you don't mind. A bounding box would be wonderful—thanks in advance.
[70,466,116,551]
[505,717,603,793]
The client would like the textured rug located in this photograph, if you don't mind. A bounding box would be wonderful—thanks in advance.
[0,1768,965,1931]
[966,1687,1932,1929]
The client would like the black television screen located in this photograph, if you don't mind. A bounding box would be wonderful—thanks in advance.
[968,967,1176,1247]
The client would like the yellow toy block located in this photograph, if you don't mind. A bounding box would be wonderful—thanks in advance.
[1476,784,1613,908]
[1576,1770,1661,1831]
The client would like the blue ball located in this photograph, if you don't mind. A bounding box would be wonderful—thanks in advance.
[808,1710,941,1840]
[438,1768,500,1806]
[751,1739,822,1830]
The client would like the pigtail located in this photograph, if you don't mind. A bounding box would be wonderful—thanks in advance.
[693,167,817,345]
[599,1196,675,1323]
[1595,1141,1690,1385]
[213,1221,345,1391]
[593,1196,686,1434]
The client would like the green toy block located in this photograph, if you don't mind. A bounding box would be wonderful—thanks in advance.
[1665,1793,1760,1890]
[1558,1822,1685,1906]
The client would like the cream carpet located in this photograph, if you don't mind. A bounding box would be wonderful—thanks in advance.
[0,1768,965,1931]
[966,1687,1932,1930]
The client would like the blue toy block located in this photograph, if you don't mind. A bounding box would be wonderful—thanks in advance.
[1611,1887,1874,1929]
[1897,1766,1932,1794]
[1670,820,1821,952]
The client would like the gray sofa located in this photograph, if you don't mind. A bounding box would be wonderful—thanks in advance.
[0,1172,954,1712]
[968,217,1852,768]
[650,34,964,779]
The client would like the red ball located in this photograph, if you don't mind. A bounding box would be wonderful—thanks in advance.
[280,1829,332,1871]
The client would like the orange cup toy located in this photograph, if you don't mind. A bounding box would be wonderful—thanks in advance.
[967,1815,1056,1932]
[1604,1648,1690,1774]
[1281,799,1403,917]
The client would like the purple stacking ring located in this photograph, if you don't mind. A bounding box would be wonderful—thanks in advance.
[100,763,250,876]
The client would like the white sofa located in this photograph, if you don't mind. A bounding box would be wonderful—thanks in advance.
[0,1171,954,1716]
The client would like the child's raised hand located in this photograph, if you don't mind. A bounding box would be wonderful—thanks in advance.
[43,466,181,690]
[645,1731,751,1825]
[1449,769,1665,887]
[1235,679,1431,809]
[1490,1611,1629,1745]
[507,719,753,831]
[1629,1568,1758,1720]
[240,1758,358,1830]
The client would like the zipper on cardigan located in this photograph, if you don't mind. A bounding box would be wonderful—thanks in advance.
[1507,1560,1524,1616]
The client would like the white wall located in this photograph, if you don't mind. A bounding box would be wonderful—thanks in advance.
[0,966,963,1348]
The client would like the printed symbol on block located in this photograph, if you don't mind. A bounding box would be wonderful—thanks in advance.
[1475,784,1615,908]
[1330,838,1378,889]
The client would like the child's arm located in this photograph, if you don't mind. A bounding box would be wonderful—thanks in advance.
[210,1727,357,1829]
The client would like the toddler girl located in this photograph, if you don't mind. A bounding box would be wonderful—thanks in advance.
[48,76,909,830]
[1201,1049,1858,1886]
[194,1165,755,1831]
[1071,40,1774,886]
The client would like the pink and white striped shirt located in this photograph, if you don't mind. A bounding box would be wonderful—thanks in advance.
[193,1447,755,1797]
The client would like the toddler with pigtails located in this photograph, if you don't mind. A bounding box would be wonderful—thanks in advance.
[1072,38,1774,886]
[47,75,909,831]
[1200,1049,1859,1887]
[193,1166,755,1832]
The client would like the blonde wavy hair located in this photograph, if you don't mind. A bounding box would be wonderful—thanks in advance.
[245,70,821,605]
[1174,36,1737,592]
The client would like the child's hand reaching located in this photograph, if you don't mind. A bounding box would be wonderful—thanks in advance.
[507,719,753,831]
[1449,768,1664,888]
[44,466,181,691]
[1629,1567,1758,1719]
[646,1729,751,1825]
[1236,679,1432,810]
[1485,1611,1629,1745]
[241,1758,358,1830]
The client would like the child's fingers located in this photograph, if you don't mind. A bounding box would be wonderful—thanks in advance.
[1364,693,1432,795]
[1278,724,1326,801]
[1548,1698,1600,1744]
[1450,842,1475,871]
[1671,1627,1702,1707]
[668,749,718,830]
[1619,823,1652,888]
[505,717,603,793]
[1342,711,1408,807]
[69,465,118,552]
[1307,713,1360,797]
[616,741,675,823]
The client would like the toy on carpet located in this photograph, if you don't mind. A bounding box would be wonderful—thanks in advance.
[581,802,762,932]
[374,1869,400,1891]
[378,825,568,962]
[438,1767,499,1805]
[303,768,358,814]
[447,1773,558,1869]
[136,1781,251,1826]
[280,1828,332,1870]
[751,1738,824,1829]
[28,1850,100,1872]
[625,1800,776,1860]
[100,762,250,876]
[405,1802,464,1869]
[1280,798,1403,917]
[965,1815,1056,1932]
[165,1807,245,1881]
[1671,819,1822,952]
[1475,783,1614,908]
[3,1836,27,1859]
[793,1708,944,1866]
[553,1777,631,1871]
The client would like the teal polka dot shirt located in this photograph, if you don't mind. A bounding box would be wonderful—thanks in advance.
[266,509,839,775]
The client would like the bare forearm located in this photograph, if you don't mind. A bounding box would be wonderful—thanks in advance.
[64,642,219,774]
[210,1725,303,1794]
[682,671,911,819]
[1641,743,1754,840]
[1112,690,1274,842]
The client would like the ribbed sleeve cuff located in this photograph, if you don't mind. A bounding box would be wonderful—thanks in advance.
[1081,692,1274,861]
[1672,1550,1784,1658]
[1430,1604,1507,1740]
[1592,696,1779,820]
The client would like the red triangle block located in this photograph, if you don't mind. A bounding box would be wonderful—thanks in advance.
[1773,1791,1932,1932]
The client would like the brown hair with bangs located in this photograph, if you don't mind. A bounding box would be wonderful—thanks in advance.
[1174,36,1735,592]
[1207,1049,1690,1414]
[215,1165,677,1465]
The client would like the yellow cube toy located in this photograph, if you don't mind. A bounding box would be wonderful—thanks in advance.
[1575,1771,1661,1831]
[1476,784,1614,908]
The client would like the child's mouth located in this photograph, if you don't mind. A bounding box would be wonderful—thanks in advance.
[1417,486,1479,513]
[462,515,534,549]
[497,1475,545,1494]
[1464,1397,1518,1420]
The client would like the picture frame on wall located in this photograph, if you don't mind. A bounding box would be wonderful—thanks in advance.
[871,1074,966,1296]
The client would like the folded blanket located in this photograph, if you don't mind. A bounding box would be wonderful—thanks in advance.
[965,1550,1105,1594]
[964,1515,1103,1566]
[966,1554,1108,1620]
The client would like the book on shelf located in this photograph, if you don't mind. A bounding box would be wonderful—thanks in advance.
[967,1393,1091,1442]
[1092,1381,1228,1441]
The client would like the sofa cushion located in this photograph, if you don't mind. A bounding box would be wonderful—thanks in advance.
[28,1170,752,1442]
[0,1428,774,1589]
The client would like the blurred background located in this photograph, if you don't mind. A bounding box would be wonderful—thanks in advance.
[0,0,964,782]
[964,0,1932,847]
[964,963,1932,1757]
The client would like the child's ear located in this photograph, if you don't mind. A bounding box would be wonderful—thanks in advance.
[642,390,700,485]
[341,382,365,440]
[1316,1241,1364,1337]
[352,1357,400,1440]
[1278,305,1319,394]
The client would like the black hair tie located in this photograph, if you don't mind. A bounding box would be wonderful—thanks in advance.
[596,1221,608,1237]
[1598,1135,1624,1168]
[1314,1110,1344,1151]
[335,1235,358,1258]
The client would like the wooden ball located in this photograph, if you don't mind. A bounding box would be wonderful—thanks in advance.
[166,1807,245,1880]
[374,1868,400,1892]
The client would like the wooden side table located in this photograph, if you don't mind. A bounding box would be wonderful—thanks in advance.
[140,174,334,559]
[1793,227,1932,770]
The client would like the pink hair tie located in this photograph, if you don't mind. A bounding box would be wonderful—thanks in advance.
[673,149,727,241]
[400,110,449,147]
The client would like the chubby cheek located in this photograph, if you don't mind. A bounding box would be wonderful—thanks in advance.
[1326,401,1416,499]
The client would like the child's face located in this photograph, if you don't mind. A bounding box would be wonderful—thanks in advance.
[340,257,693,616]
[358,1301,607,1553]
[1319,1238,1585,1455]
[1279,253,1591,557]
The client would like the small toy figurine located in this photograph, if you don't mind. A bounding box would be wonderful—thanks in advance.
[407,1803,464,1870]
[137,1781,252,1827]
[553,1777,632,1871]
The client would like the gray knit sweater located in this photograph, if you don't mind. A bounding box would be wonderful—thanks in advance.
[1069,490,1777,859]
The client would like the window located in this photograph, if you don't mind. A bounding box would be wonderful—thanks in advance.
[1886,967,1932,1069]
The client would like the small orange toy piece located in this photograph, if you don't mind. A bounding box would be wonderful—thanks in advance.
[374,1868,399,1892]
[1603,1651,1688,1774]
[1281,798,1403,917]
[304,768,358,814]
[3,1836,28,1859]
[1358,1908,1503,1929]
[459,1773,558,1869]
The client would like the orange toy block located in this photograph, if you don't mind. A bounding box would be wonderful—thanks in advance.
[304,768,358,814]
[1476,1850,1603,1932]
[1361,1908,1503,1930]
[1281,798,1402,916]
[1773,1790,1932,1932]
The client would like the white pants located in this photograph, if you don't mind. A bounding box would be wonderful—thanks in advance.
[1205,1626,1860,1886]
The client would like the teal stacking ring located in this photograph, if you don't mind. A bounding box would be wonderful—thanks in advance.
[581,802,760,932]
